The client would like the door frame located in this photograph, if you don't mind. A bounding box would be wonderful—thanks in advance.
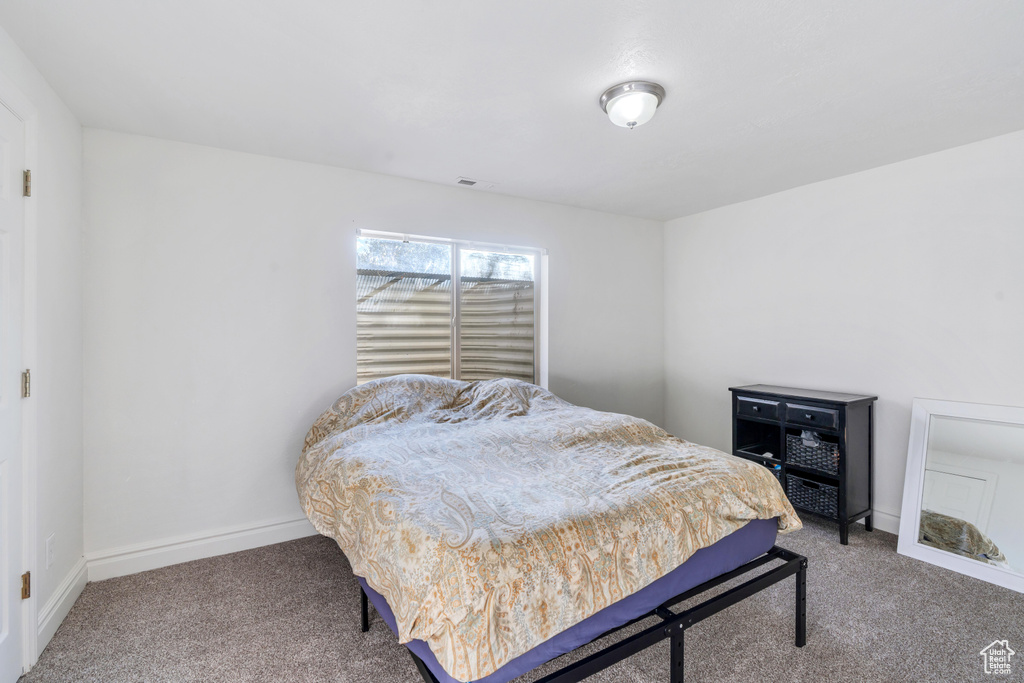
[0,67,40,672]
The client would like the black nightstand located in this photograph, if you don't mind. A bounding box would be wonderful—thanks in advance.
[729,385,877,544]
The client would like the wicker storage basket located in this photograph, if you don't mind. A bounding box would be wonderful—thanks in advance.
[786,474,838,519]
[786,433,840,475]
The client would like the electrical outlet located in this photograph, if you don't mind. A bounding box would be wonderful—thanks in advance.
[45,534,55,569]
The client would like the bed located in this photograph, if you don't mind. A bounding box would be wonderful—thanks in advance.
[918,509,1009,568]
[296,375,806,682]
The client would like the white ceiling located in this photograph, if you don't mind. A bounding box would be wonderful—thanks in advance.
[2,1,1023,221]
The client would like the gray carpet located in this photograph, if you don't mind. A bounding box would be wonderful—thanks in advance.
[21,518,1024,682]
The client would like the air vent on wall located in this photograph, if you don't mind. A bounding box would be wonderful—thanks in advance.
[455,177,497,190]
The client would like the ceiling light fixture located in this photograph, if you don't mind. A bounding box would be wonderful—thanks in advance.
[599,81,666,129]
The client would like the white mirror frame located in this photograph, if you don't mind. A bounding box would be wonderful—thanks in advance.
[897,398,1024,593]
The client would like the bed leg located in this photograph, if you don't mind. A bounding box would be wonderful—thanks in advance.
[670,624,685,683]
[360,587,370,632]
[795,558,807,647]
[409,652,442,683]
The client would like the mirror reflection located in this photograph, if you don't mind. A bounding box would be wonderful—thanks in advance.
[920,415,1024,574]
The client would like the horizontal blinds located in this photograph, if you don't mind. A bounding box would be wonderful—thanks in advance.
[356,271,534,385]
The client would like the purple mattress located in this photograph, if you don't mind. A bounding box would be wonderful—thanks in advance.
[359,517,778,683]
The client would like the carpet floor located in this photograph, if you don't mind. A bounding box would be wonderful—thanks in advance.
[21,517,1024,683]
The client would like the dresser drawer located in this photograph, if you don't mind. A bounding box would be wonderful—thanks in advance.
[786,403,839,430]
[736,397,779,420]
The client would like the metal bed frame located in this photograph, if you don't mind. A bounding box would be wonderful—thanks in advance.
[360,545,808,683]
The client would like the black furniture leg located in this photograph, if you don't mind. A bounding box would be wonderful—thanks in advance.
[670,625,685,683]
[360,586,370,632]
[795,558,807,647]
[839,521,848,545]
[864,514,873,532]
[410,652,442,683]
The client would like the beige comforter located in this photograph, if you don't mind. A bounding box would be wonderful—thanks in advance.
[296,375,801,681]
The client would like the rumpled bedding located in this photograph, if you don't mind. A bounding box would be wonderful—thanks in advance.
[296,375,801,681]
[919,509,1009,567]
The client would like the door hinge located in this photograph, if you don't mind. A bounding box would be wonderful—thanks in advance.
[23,169,31,197]
[22,369,31,398]
[21,572,30,599]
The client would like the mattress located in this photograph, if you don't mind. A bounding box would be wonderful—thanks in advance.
[297,374,801,680]
[361,517,779,683]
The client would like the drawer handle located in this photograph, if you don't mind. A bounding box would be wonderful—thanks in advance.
[752,406,760,412]
[805,413,814,420]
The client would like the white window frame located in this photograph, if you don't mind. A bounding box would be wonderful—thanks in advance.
[357,229,548,388]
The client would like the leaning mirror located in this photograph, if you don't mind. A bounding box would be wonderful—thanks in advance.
[898,398,1024,593]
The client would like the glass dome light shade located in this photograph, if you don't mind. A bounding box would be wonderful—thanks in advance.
[606,91,658,128]
[600,81,665,129]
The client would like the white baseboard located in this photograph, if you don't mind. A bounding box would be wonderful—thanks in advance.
[86,517,318,582]
[37,557,87,653]
[867,508,901,535]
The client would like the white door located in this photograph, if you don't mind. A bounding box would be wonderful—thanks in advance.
[0,100,26,682]
[922,469,994,531]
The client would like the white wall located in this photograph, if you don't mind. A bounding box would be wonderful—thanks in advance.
[82,129,664,573]
[0,24,85,654]
[664,130,1024,533]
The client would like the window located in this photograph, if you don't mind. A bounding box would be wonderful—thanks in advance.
[356,231,543,385]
